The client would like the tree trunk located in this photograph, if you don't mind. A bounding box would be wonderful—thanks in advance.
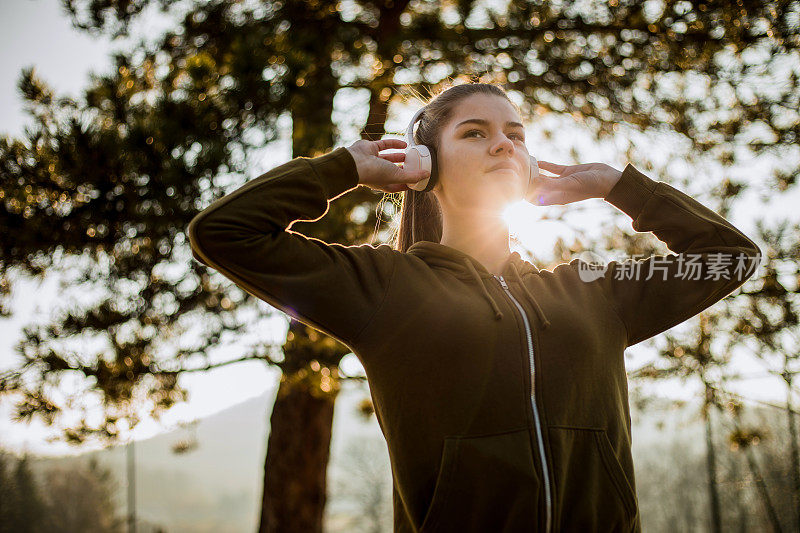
[258,321,344,533]
[704,393,723,533]
[256,56,349,533]
[743,444,783,532]
[731,407,783,532]
[256,53,394,531]
[784,373,800,531]
[728,447,748,533]
[258,367,337,532]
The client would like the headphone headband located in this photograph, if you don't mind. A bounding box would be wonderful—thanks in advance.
[405,106,426,148]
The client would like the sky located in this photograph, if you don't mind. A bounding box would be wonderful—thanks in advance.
[0,1,112,137]
[0,0,797,456]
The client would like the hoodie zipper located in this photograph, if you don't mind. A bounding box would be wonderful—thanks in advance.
[495,274,553,533]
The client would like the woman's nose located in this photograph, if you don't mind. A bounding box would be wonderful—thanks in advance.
[492,135,514,154]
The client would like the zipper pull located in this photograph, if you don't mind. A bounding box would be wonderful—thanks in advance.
[495,275,509,290]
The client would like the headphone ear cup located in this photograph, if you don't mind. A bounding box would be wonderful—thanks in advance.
[406,144,434,192]
[525,154,539,200]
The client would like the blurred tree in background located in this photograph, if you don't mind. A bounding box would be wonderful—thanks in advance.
[1,0,798,531]
[0,454,47,532]
[42,457,125,533]
[728,218,800,528]
[0,449,123,532]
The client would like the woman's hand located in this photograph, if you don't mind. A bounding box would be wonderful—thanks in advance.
[345,139,430,193]
[526,161,623,206]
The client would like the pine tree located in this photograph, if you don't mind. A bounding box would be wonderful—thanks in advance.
[2,1,797,530]
[9,456,46,533]
[0,451,16,533]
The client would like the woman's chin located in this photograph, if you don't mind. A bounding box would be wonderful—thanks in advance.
[490,184,523,205]
[456,181,524,213]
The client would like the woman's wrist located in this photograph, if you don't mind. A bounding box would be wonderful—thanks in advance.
[600,169,623,199]
[344,147,363,184]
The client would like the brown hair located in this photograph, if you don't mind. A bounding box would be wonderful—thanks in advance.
[391,82,520,252]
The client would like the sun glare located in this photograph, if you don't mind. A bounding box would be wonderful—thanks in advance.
[502,201,574,261]
[501,200,529,228]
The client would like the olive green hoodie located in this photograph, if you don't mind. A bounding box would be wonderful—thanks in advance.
[187,147,761,532]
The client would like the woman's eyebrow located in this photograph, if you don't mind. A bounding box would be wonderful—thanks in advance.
[455,118,525,129]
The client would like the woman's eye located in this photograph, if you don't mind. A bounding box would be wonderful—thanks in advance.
[464,129,524,141]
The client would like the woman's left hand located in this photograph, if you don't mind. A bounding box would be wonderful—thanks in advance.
[526,161,622,206]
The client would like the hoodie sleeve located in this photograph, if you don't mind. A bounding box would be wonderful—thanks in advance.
[591,163,762,348]
[186,146,395,348]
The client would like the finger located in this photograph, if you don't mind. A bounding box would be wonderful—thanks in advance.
[386,183,409,193]
[530,175,559,186]
[399,167,431,183]
[379,152,406,163]
[538,168,560,178]
[540,161,599,177]
[537,162,569,178]
[537,161,566,172]
[375,138,408,151]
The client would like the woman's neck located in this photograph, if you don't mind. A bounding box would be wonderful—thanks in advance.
[439,210,512,277]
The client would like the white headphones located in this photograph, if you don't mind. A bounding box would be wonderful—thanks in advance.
[403,106,539,194]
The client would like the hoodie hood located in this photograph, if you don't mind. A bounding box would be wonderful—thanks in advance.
[406,240,551,329]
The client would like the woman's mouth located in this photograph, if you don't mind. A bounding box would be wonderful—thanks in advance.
[488,163,516,172]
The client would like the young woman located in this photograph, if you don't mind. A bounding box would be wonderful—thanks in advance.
[188,83,761,532]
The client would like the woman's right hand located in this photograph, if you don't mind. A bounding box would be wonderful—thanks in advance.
[345,139,431,193]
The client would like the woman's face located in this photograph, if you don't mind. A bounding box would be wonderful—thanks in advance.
[433,93,530,215]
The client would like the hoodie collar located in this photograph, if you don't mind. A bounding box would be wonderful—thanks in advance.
[406,241,550,329]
